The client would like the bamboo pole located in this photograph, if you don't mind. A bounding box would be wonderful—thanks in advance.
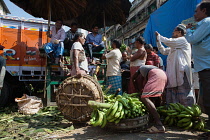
[103,12,107,50]
[47,0,51,43]
[44,0,51,99]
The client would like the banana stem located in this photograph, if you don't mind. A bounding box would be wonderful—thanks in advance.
[88,101,112,108]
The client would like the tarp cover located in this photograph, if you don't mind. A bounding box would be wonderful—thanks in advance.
[143,0,202,65]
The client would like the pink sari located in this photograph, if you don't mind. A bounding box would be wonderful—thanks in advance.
[128,66,141,94]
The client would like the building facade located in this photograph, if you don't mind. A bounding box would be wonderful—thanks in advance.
[0,0,10,15]
[105,0,167,47]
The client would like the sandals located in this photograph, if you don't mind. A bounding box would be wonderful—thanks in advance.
[145,126,165,134]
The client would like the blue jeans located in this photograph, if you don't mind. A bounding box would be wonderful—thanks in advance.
[86,44,104,59]
[44,42,64,57]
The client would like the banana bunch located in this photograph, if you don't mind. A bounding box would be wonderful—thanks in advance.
[157,103,206,131]
[89,92,147,128]
[90,109,107,128]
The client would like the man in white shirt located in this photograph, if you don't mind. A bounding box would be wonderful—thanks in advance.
[102,40,122,95]
[155,24,194,106]
[44,19,65,63]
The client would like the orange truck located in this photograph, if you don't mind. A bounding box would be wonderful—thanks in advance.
[0,15,54,106]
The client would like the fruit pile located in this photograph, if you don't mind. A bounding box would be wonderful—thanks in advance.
[88,93,147,128]
[157,103,209,131]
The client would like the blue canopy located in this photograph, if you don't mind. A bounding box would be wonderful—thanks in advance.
[143,0,201,66]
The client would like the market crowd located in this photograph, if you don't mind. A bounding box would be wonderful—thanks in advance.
[43,1,210,135]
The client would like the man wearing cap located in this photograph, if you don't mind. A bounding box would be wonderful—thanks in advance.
[155,24,194,106]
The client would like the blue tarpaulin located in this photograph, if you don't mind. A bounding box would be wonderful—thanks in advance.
[143,0,201,66]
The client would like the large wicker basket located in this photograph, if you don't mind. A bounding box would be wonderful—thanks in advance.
[56,75,104,122]
[106,114,149,132]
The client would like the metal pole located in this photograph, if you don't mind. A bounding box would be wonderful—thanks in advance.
[103,12,107,50]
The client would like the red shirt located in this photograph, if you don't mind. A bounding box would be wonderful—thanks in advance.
[146,52,160,67]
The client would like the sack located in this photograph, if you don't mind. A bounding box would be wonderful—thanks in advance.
[78,50,85,62]
[15,94,43,115]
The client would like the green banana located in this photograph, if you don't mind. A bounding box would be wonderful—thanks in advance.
[117,102,123,112]
[170,103,181,112]
[183,122,193,130]
[119,108,125,119]
[116,95,122,99]
[164,116,170,124]
[201,129,210,132]
[166,110,177,113]
[107,101,119,120]
[128,92,140,97]
[159,109,168,113]
[168,112,179,116]
[200,121,205,130]
[184,107,194,116]
[176,103,185,111]
[124,109,128,115]
[178,118,191,123]
[177,114,192,118]
[114,112,121,118]
[168,118,174,126]
[109,117,118,122]
[193,122,201,130]
[93,110,103,127]
[182,121,192,127]
[91,109,97,120]
[101,114,107,128]
[180,111,188,114]
[117,98,129,109]
[114,118,121,124]
[194,105,202,116]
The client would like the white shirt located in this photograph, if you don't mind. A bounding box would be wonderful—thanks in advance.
[70,42,88,72]
[105,48,122,76]
[157,34,192,88]
[50,26,65,42]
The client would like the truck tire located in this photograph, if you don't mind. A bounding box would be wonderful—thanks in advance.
[0,82,10,107]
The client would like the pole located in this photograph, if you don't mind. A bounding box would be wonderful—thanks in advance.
[44,0,51,99]
[103,11,107,50]
[47,0,51,42]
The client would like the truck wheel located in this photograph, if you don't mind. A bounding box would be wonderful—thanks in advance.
[0,82,10,107]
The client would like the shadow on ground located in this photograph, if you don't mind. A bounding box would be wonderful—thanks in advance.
[54,125,201,140]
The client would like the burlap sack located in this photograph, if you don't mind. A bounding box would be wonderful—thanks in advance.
[15,94,43,115]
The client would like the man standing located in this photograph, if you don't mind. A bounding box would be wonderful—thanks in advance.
[86,25,105,62]
[145,44,160,67]
[120,51,130,93]
[0,45,5,95]
[185,1,210,130]
[102,40,122,95]
[155,24,194,107]
[64,22,78,51]
[44,19,65,63]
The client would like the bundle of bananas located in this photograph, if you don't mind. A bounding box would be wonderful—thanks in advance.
[157,103,208,131]
[89,93,147,128]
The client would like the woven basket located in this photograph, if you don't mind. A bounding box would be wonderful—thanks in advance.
[106,114,149,132]
[56,75,104,122]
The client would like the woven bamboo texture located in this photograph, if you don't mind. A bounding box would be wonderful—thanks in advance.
[56,75,104,122]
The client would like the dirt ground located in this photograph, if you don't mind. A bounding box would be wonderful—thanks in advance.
[43,114,209,140]
[47,125,205,140]
[0,105,209,140]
